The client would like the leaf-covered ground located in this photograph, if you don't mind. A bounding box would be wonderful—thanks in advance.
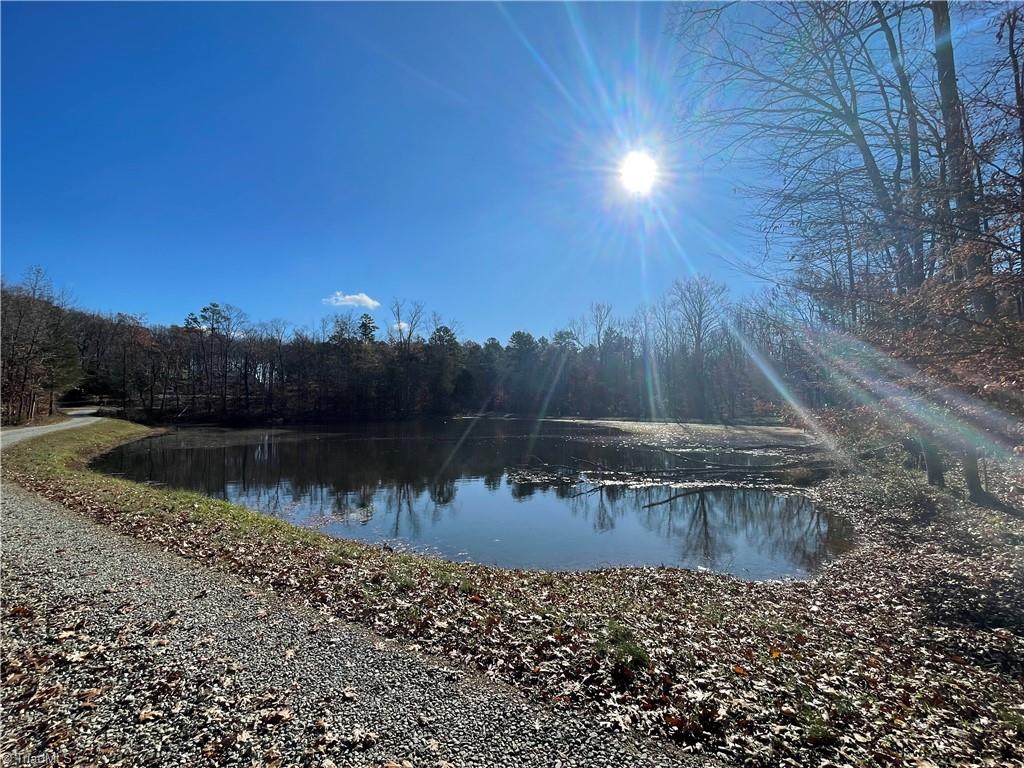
[3,419,1023,767]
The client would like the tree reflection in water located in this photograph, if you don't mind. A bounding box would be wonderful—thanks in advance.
[92,421,854,577]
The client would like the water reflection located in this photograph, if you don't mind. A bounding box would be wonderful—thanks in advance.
[92,420,853,578]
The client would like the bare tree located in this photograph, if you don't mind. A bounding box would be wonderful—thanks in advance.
[389,299,424,349]
[589,302,613,359]
[671,276,726,419]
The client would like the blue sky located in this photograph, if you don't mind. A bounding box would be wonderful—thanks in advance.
[2,2,761,341]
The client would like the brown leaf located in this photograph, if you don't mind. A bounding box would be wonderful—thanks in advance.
[261,708,293,725]
[664,713,685,729]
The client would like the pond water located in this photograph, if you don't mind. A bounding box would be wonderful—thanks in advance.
[91,419,854,579]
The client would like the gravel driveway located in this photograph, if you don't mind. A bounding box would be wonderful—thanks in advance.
[2,418,702,767]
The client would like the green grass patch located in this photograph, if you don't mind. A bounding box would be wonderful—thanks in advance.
[800,709,838,746]
[392,572,417,593]
[998,708,1024,738]
[597,619,650,670]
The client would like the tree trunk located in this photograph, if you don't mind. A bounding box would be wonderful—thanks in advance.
[836,180,858,327]
[962,444,986,502]
[920,435,945,487]
[930,0,996,316]
[1005,9,1024,284]
[243,352,251,414]
[875,1,925,289]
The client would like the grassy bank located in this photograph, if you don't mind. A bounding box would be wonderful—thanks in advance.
[3,419,1023,767]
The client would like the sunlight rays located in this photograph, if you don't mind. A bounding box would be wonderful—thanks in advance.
[524,349,571,461]
[652,202,838,449]
[797,328,1019,462]
[496,4,584,115]
[738,335,839,452]
[564,3,622,142]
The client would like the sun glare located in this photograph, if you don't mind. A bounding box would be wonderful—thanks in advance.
[619,150,658,196]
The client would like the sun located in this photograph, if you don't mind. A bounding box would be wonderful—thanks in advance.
[619,150,658,196]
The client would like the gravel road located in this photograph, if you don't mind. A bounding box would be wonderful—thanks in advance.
[1,409,102,449]
[2,418,704,767]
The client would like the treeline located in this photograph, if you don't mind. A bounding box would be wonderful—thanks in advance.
[1,267,826,426]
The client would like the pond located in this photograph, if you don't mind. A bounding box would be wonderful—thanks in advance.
[91,419,854,579]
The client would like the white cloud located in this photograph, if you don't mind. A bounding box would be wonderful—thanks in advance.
[392,321,410,332]
[322,291,380,309]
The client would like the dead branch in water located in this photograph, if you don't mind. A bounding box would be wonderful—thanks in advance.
[641,488,720,508]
